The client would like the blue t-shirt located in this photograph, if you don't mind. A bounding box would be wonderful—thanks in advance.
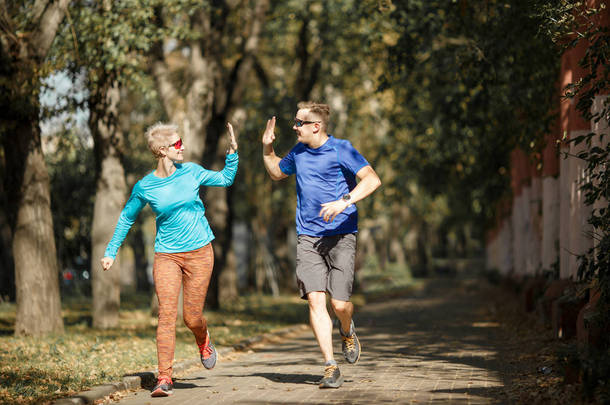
[104,154,238,259]
[279,136,369,236]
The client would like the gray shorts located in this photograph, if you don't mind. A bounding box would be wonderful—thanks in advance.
[296,233,356,301]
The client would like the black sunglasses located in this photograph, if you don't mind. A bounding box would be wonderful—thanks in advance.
[294,118,321,127]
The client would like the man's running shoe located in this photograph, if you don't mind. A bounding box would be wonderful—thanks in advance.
[151,375,173,397]
[198,330,217,370]
[340,320,361,364]
[319,364,344,388]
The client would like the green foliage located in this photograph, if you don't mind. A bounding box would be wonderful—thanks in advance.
[35,0,605,299]
[541,0,610,344]
[382,1,561,231]
[538,1,610,399]
[234,0,395,252]
[48,0,161,108]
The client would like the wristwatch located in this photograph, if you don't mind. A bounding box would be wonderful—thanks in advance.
[342,193,352,207]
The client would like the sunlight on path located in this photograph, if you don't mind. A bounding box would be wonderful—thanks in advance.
[117,278,506,404]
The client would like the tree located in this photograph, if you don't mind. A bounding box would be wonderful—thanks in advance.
[380,0,560,250]
[236,0,398,278]
[150,0,268,307]
[45,125,96,298]
[0,0,69,335]
[89,77,127,328]
[0,144,14,301]
[52,0,159,326]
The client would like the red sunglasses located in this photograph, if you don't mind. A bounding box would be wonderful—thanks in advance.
[167,139,183,150]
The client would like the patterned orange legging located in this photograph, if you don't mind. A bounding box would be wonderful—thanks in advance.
[153,243,214,378]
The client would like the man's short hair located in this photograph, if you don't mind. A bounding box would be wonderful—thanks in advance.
[297,101,330,132]
[145,122,178,158]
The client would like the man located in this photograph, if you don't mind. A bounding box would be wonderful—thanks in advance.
[261,101,381,388]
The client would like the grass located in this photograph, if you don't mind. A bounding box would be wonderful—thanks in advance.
[356,257,424,301]
[0,293,309,405]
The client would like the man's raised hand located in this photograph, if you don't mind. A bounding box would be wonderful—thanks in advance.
[262,116,276,148]
[261,116,287,180]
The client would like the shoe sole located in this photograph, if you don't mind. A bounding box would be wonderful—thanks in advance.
[319,376,344,389]
[346,352,360,364]
[202,344,218,369]
[202,332,217,370]
[202,358,216,369]
[151,388,173,397]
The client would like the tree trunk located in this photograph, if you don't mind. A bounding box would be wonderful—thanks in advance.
[0,0,70,335]
[202,116,235,307]
[389,237,406,265]
[131,223,150,293]
[151,0,269,308]
[151,30,214,163]
[415,222,430,276]
[119,245,136,292]
[0,159,15,301]
[11,121,64,335]
[90,81,127,329]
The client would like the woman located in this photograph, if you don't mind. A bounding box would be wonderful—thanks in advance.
[101,122,238,397]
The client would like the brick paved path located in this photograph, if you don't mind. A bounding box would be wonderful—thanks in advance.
[117,278,508,404]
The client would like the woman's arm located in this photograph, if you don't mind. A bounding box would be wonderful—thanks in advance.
[197,122,240,187]
[198,153,239,187]
[101,188,146,270]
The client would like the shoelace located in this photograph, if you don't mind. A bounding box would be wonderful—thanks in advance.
[156,376,172,386]
[342,334,356,351]
[324,365,338,378]
[198,342,213,359]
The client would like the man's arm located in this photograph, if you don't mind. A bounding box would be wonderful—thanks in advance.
[348,165,382,204]
[262,116,288,181]
[319,165,381,223]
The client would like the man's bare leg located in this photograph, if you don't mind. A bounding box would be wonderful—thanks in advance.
[308,291,344,388]
[331,297,360,364]
[330,298,354,335]
[308,291,334,362]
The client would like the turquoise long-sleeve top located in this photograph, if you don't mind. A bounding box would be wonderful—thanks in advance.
[104,153,238,259]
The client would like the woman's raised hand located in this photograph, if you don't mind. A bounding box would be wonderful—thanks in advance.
[227,122,238,153]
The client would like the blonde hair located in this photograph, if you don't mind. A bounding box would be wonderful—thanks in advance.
[145,122,178,158]
[297,101,330,132]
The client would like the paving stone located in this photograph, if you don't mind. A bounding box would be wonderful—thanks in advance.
[115,278,508,404]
